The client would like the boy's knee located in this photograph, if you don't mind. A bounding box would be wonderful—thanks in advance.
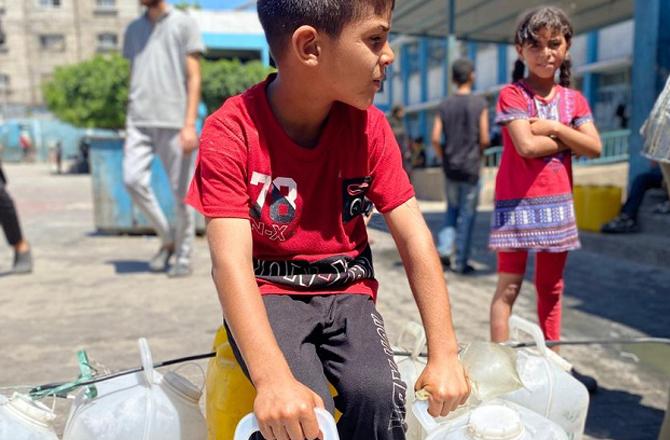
[123,172,145,193]
[342,372,407,415]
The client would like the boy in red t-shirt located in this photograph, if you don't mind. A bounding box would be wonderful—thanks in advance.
[185,1,469,438]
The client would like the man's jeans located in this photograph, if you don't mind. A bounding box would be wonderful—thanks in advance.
[437,178,480,269]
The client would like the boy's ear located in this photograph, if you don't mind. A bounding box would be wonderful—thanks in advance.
[290,25,321,67]
[515,44,523,60]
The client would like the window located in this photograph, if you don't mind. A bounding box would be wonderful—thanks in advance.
[0,73,9,91]
[39,34,65,51]
[428,38,446,67]
[38,0,61,7]
[97,33,118,52]
[95,0,116,11]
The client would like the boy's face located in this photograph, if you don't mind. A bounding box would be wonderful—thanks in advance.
[319,6,395,110]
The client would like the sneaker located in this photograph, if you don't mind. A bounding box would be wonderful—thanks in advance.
[149,245,174,272]
[167,261,192,278]
[439,255,451,268]
[11,249,33,274]
[452,263,476,275]
[653,200,670,214]
[600,213,638,233]
[571,368,598,393]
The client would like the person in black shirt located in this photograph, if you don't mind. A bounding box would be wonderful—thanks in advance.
[431,59,489,274]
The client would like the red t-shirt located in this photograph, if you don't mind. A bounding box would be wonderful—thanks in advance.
[489,81,593,252]
[185,76,414,299]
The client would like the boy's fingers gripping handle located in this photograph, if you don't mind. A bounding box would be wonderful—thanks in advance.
[233,407,340,440]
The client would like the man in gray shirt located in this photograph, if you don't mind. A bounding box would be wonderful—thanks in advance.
[123,0,204,277]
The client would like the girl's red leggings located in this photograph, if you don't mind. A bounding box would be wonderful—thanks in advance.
[498,250,568,341]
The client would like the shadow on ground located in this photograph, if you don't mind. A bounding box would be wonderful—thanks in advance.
[106,259,151,274]
[371,208,670,339]
[586,385,664,439]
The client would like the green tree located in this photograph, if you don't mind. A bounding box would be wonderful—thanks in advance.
[43,55,273,129]
[201,59,273,113]
[43,54,129,129]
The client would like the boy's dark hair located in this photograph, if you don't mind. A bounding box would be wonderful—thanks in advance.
[452,58,475,86]
[512,6,573,87]
[257,0,395,60]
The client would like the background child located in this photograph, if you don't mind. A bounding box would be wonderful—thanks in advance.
[488,7,601,388]
[432,58,490,274]
[186,1,470,438]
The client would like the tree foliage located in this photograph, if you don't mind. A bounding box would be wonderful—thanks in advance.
[43,53,129,129]
[201,59,273,114]
[43,54,273,129]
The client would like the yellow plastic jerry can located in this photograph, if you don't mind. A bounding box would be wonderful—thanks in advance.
[573,185,622,232]
[205,327,341,440]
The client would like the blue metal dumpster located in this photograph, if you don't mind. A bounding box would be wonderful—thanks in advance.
[89,135,204,234]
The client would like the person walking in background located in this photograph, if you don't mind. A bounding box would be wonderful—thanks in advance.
[432,58,489,274]
[641,73,670,210]
[0,163,33,274]
[488,7,601,390]
[388,105,412,178]
[122,0,204,277]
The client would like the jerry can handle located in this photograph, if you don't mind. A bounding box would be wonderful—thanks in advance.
[233,407,339,440]
[412,400,441,433]
[508,315,548,357]
[138,338,158,385]
[397,321,427,359]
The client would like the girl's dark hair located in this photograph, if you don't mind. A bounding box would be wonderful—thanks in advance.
[513,6,574,87]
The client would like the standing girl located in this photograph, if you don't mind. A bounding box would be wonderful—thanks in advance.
[488,7,601,359]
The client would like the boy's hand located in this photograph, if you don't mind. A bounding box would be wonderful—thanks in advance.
[414,356,470,417]
[529,118,561,138]
[180,125,199,154]
[254,375,325,440]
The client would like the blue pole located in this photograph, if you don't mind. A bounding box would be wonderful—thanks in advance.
[582,32,599,108]
[629,0,670,187]
[497,44,508,86]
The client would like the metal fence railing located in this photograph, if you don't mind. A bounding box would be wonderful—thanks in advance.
[482,129,631,169]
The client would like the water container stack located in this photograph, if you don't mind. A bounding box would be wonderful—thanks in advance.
[62,338,207,440]
[0,393,59,440]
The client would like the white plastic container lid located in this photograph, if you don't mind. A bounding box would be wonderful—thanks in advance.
[467,405,524,440]
[163,371,202,403]
[5,393,56,428]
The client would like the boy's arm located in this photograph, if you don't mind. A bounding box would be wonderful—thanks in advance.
[206,217,323,440]
[479,108,490,151]
[431,115,443,160]
[383,197,470,417]
[180,53,201,154]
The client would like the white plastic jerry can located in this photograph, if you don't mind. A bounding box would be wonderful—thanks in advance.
[394,321,429,440]
[0,393,59,440]
[501,316,589,440]
[234,407,339,440]
[413,399,568,440]
[63,338,208,440]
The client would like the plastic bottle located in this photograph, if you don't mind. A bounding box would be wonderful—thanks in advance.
[63,338,207,440]
[501,316,589,440]
[234,407,340,440]
[413,399,568,440]
[0,393,59,440]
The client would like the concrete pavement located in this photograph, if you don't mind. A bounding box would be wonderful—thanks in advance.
[0,163,668,439]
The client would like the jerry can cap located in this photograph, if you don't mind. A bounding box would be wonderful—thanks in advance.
[467,405,524,440]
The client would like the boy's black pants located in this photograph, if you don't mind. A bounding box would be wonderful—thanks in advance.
[0,166,24,246]
[226,294,407,440]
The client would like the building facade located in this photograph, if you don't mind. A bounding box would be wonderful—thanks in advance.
[0,0,139,114]
[375,19,635,165]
